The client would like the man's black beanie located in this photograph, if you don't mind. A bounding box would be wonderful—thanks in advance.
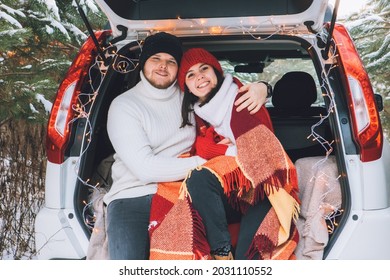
[139,32,183,69]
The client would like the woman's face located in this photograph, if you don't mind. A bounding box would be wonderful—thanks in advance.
[185,63,218,102]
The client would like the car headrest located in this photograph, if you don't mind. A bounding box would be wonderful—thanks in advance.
[272,71,317,110]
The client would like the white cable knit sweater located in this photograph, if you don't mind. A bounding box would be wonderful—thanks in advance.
[104,72,205,205]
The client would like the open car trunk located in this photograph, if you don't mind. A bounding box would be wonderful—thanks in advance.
[69,0,348,261]
[95,0,331,38]
[73,27,346,260]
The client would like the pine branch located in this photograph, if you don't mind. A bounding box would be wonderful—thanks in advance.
[14,47,41,63]
[0,72,35,77]
[64,42,80,51]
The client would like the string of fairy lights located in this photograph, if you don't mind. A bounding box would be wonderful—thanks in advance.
[70,22,343,236]
[70,41,142,230]
[306,28,344,234]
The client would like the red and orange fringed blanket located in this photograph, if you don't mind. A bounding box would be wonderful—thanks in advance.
[149,122,300,260]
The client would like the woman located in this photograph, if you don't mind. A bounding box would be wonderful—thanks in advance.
[177,48,300,260]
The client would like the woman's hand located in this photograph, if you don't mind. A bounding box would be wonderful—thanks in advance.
[217,138,232,145]
[195,127,228,160]
[234,82,268,114]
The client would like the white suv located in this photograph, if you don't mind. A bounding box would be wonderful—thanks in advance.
[35,0,390,260]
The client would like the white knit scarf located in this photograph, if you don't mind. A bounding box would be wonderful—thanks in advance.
[194,74,237,144]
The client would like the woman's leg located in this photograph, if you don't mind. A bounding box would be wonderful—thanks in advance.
[106,195,153,260]
[235,196,272,260]
[186,169,240,253]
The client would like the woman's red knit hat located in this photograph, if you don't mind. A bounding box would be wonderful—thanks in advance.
[178,48,223,91]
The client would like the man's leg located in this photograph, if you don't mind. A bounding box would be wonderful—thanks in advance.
[106,195,153,260]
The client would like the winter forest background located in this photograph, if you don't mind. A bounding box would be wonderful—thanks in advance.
[0,0,389,259]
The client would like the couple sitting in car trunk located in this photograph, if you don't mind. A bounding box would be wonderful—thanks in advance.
[100,32,299,260]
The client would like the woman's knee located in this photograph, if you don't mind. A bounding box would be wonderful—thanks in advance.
[186,168,219,194]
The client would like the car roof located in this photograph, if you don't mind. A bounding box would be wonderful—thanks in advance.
[94,0,331,39]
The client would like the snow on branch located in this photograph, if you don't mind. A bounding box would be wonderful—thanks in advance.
[366,50,390,70]
[363,34,390,61]
[0,10,23,28]
[0,3,26,17]
[345,14,385,31]
[72,0,100,14]
[38,0,60,21]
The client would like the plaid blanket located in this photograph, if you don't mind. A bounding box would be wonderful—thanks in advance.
[149,79,299,260]
[149,125,300,260]
[148,181,212,259]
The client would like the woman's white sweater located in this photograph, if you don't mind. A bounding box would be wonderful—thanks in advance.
[104,72,205,205]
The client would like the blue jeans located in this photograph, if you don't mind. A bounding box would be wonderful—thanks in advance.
[106,195,153,260]
[186,168,271,260]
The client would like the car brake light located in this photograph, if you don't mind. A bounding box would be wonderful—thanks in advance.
[333,24,383,162]
[46,31,111,164]
[55,81,77,137]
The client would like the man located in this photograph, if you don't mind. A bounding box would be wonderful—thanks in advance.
[105,32,268,259]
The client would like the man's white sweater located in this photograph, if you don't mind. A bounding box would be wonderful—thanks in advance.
[104,72,205,205]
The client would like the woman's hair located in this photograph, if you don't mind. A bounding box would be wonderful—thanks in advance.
[180,67,224,128]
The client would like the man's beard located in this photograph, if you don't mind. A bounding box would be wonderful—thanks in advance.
[145,75,176,90]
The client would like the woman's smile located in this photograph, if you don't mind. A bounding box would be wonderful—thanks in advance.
[185,63,218,101]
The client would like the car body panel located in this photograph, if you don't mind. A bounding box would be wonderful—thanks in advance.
[35,207,88,259]
[95,0,329,38]
[361,141,390,210]
[326,207,390,259]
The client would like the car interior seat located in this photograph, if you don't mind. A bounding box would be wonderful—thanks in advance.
[268,71,332,162]
[270,71,322,116]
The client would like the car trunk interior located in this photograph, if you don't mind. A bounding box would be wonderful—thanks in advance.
[72,33,344,258]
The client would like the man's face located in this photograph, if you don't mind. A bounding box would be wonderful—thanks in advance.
[143,53,178,89]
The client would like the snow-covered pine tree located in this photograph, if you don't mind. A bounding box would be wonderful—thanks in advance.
[344,0,389,95]
[343,0,389,137]
[344,0,389,93]
[0,0,106,125]
[0,0,106,260]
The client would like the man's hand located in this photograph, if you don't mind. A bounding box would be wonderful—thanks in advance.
[234,82,268,114]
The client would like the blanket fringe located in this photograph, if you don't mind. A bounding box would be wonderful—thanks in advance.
[189,196,212,259]
[246,221,300,260]
[246,233,276,260]
[200,163,299,213]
